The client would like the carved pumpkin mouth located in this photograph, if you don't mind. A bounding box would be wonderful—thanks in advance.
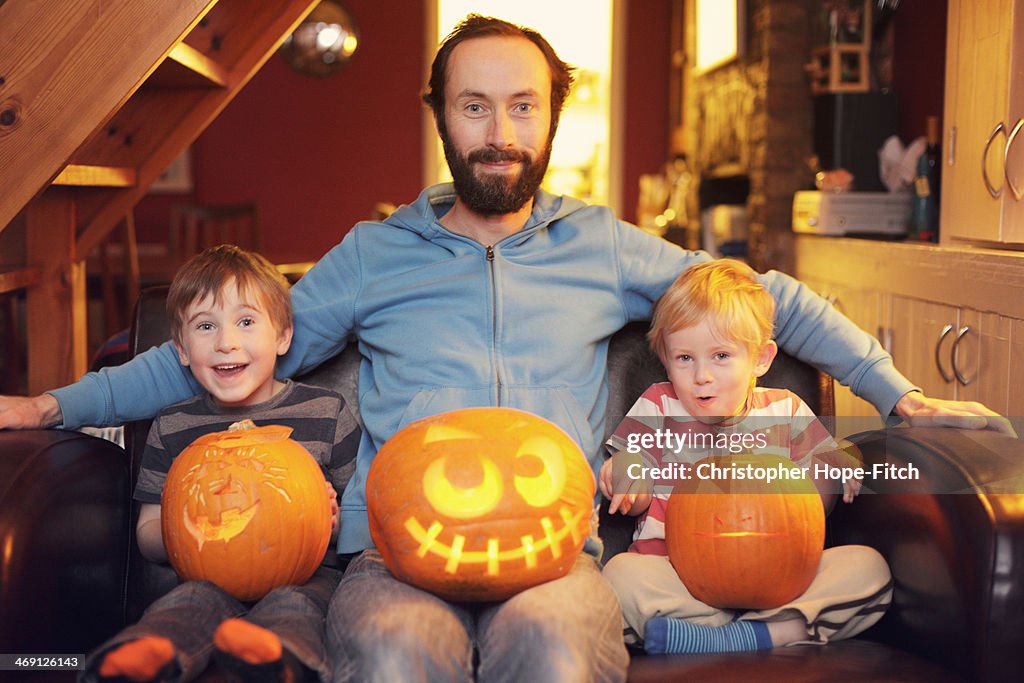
[403,504,588,576]
[183,500,261,548]
[693,513,785,538]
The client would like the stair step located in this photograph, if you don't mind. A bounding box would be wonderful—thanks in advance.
[148,42,230,89]
[52,165,137,188]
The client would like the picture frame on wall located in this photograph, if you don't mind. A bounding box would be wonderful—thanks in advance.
[150,148,193,194]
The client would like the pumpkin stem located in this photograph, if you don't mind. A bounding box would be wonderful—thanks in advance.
[228,419,258,432]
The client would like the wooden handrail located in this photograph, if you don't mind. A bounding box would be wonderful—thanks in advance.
[0,267,42,295]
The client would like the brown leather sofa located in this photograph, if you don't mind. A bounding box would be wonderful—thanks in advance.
[2,286,1023,682]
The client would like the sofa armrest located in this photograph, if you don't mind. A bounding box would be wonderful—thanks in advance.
[830,426,1024,681]
[0,429,131,655]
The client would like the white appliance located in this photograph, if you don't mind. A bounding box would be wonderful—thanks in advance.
[792,191,912,236]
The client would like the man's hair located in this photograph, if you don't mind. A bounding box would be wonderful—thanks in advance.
[648,259,775,363]
[167,244,292,346]
[422,14,575,140]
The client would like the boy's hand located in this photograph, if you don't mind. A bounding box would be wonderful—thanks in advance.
[326,482,339,535]
[0,394,62,430]
[598,450,652,515]
[814,441,863,504]
[841,472,862,503]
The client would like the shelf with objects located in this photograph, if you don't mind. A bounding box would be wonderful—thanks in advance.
[805,0,873,95]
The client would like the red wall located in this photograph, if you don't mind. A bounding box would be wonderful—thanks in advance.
[135,1,672,263]
[893,0,947,143]
[622,0,672,224]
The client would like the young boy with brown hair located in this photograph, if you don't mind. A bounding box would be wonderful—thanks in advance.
[81,245,359,683]
[599,259,890,655]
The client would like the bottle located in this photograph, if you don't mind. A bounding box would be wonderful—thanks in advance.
[910,116,941,242]
[925,115,941,239]
[909,153,935,241]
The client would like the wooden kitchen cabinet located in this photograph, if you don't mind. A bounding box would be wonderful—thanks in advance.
[799,276,890,421]
[1008,318,1024,417]
[888,297,957,401]
[889,297,1011,413]
[955,308,1012,411]
[942,0,1024,245]
[795,236,1020,420]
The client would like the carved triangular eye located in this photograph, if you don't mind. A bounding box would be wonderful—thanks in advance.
[423,455,502,519]
[513,435,566,508]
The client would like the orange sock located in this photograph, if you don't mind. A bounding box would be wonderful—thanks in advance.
[97,637,176,681]
[213,618,282,665]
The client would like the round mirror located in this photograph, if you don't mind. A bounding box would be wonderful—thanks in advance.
[279,1,360,77]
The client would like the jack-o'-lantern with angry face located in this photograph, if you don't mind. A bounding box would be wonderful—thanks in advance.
[161,421,332,601]
[367,408,596,601]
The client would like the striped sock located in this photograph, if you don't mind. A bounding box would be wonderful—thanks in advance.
[643,617,772,655]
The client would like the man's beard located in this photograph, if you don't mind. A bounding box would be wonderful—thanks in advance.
[442,135,551,216]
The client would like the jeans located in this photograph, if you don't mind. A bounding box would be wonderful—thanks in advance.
[80,567,341,683]
[325,550,628,683]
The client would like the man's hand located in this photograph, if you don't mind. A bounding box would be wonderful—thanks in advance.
[895,391,1016,437]
[0,394,62,430]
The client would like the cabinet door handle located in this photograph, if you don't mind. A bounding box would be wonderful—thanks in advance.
[952,326,976,386]
[936,324,955,383]
[1005,119,1024,200]
[877,326,893,357]
[983,122,1006,198]
[948,126,956,166]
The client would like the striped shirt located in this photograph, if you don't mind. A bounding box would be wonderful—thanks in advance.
[606,383,836,556]
[135,379,360,505]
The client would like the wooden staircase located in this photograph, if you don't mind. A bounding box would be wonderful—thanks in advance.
[0,0,318,395]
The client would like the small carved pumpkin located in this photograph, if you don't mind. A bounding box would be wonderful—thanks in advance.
[161,420,331,601]
[367,407,596,601]
[665,455,824,609]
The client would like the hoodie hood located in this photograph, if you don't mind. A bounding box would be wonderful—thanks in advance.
[384,182,589,243]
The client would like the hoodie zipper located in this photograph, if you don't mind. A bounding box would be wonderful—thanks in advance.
[486,245,501,406]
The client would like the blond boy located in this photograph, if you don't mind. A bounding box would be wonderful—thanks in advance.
[599,260,890,655]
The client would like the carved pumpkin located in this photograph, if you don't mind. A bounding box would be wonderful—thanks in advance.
[161,421,332,601]
[367,407,596,601]
[665,455,824,609]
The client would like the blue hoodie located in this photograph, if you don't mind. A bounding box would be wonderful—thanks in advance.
[52,184,915,552]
